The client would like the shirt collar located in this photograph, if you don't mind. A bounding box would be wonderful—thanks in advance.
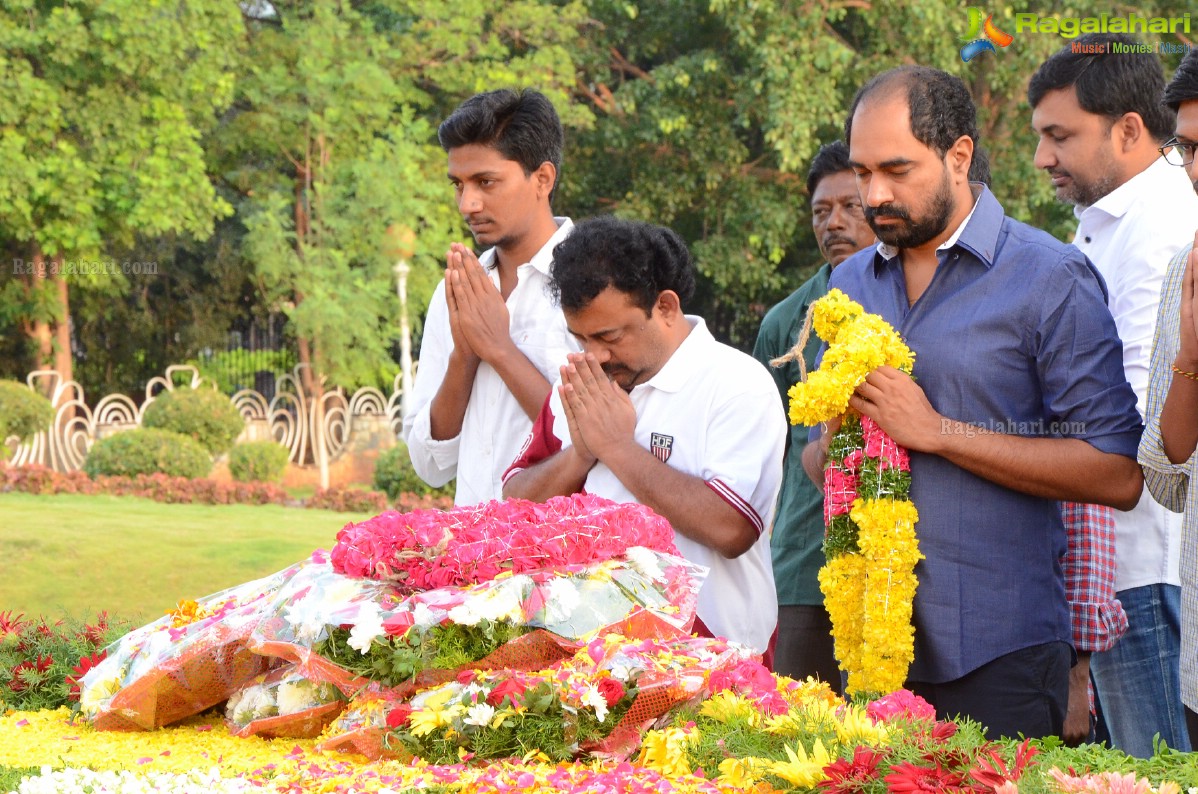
[1073,157,1177,222]
[478,216,574,276]
[635,316,710,394]
[873,183,1001,274]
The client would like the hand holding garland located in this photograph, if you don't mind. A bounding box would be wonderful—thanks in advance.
[846,366,1142,511]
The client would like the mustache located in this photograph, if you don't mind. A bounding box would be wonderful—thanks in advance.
[822,234,861,249]
[864,205,911,223]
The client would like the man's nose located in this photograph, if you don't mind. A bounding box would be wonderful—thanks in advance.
[458,185,482,214]
[1032,138,1055,170]
[582,342,611,364]
[864,177,892,208]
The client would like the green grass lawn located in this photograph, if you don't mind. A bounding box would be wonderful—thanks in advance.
[0,492,377,624]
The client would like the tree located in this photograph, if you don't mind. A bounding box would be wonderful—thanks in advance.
[0,0,242,395]
[562,0,1187,348]
[221,0,591,485]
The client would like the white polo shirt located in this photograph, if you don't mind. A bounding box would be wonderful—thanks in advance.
[403,218,579,506]
[505,317,785,651]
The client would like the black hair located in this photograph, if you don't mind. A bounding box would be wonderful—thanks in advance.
[551,216,696,315]
[437,88,564,196]
[1028,34,1174,142]
[845,66,979,158]
[1164,47,1198,113]
[806,141,852,196]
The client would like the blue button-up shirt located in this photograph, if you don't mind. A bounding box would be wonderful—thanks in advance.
[820,186,1142,683]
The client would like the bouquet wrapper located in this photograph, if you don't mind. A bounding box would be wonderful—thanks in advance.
[225,663,345,739]
[581,632,754,760]
[250,551,703,697]
[81,564,303,730]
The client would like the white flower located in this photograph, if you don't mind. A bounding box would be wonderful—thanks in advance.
[277,679,321,715]
[12,766,256,794]
[542,577,581,623]
[446,600,482,626]
[624,546,664,581]
[282,600,328,645]
[462,682,489,699]
[581,683,609,723]
[463,701,496,727]
[411,602,439,627]
[347,603,385,654]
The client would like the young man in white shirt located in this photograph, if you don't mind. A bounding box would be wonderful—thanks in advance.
[502,216,786,660]
[1030,34,1198,756]
[403,89,578,505]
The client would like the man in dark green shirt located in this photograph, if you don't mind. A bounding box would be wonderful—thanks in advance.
[752,141,874,689]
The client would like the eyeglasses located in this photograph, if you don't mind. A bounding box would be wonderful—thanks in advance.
[1159,138,1198,167]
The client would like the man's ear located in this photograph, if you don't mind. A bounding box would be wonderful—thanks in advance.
[655,290,682,323]
[534,161,557,199]
[946,134,974,182]
[1112,112,1147,154]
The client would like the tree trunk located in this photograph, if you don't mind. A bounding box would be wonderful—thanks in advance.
[51,256,74,396]
[29,248,54,375]
[297,335,329,489]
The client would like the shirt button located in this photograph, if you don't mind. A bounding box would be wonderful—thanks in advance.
[1084,236,1091,243]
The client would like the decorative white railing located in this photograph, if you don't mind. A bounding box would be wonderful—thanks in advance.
[10,364,406,473]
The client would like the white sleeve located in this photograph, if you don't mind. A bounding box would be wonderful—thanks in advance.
[701,362,787,535]
[401,280,459,488]
[1105,239,1180,417]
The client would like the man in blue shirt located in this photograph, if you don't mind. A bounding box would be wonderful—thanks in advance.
[803,65,1144,739]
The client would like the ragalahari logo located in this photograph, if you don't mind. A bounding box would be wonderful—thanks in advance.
[960,8,1014,61]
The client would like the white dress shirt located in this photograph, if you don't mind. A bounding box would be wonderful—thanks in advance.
[403,218,579,506]
[1074,158,1198,591]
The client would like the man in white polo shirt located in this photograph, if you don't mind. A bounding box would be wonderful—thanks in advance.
[502,216,786,661]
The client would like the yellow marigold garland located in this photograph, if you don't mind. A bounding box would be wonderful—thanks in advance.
[785,289,922,699]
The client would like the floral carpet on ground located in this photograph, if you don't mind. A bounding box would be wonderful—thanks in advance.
[5,493,1198,793]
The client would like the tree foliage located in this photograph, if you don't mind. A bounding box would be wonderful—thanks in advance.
[0,0,1191,394]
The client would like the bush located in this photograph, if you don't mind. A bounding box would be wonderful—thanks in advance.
[228,440,290,483]
[142,386,245,456]
[373,442,454,500]
[0,610,129,711]
[0,464,289,506]
[84,428,212,479]
[307,486,388,514]
[0,380,55,458]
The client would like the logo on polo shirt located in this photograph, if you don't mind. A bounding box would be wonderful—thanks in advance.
[650,432,674,463]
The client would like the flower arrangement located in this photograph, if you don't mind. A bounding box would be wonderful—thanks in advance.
[329,493,679,591]
[785,288,922,698]
[224,663,343,739]
[78,496,705,758]
[320,631,757,764]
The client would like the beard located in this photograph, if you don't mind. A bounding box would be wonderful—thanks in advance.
[1050,169,1118,208]
[864,171,955,249]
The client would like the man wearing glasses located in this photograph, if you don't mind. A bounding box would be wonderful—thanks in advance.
[1030,34,1198,756]
[1139,45,1198,757]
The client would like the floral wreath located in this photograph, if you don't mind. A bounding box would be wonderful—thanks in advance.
[779,288,922,698]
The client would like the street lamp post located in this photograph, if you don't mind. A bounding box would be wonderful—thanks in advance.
[385,223,417,426]
[393,257,414,421]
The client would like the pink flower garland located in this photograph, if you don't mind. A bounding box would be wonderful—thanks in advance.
[330,494,680,592]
